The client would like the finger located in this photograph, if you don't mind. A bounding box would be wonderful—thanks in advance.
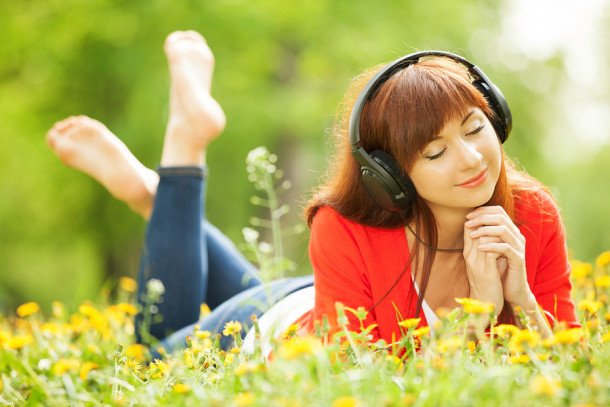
[469,225,524,248]
[478,236,502,246]
[466,205,507,219]
[477,242,519,260]
[464,214,519,236]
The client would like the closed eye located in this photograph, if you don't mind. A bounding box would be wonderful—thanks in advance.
[426,148,446,160]
[425,124,485,160]
[466,124,485,136]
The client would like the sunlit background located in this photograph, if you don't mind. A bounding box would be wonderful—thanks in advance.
[1,0,608,311]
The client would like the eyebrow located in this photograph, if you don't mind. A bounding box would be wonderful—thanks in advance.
[430,110,477,141]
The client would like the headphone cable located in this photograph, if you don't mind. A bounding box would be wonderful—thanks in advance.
[405,223,463,253]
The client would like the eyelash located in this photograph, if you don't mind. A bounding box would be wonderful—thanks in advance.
[426,124,485,160]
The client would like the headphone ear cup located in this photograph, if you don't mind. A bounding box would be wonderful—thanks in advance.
[473,80,512,143]
[360,150,416,212]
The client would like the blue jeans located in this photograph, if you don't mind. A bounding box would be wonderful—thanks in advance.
[135,166,313,353]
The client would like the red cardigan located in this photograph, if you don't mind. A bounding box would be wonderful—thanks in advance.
[301,188,579,343]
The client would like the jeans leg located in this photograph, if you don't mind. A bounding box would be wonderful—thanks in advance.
[136,166,265,344]
[157,275,314,354]
[137,166,207,343]
[204,220,262,309]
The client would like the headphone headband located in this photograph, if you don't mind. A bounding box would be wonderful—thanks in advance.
[348,50,512,213]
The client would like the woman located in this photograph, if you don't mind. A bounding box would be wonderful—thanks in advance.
[305,52,579,343]
[47,31,577,354]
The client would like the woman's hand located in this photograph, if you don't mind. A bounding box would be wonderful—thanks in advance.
[463,222,505,313]
[465,206,535,308]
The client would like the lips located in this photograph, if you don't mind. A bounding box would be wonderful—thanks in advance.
[457,168,488,187]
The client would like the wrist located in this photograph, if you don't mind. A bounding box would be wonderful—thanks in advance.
[509,292,538,312]
[469,289,504,314]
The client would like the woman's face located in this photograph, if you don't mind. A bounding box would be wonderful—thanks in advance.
[408,107,502,215]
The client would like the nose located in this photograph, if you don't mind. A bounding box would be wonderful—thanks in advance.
[456,139,482,170]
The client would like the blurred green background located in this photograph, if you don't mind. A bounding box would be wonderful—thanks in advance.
[1,0,608,311]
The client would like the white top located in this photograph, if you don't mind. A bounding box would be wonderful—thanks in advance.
[242,277,439,355]
[412,277,440,330]
[242,285,315,356]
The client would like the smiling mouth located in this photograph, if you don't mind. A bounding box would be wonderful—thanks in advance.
[457,168,488,187]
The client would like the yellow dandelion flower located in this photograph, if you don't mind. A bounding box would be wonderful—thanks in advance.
[594,275,610,288]
[52,359,80,376]
[530,375,561,397]
[437,336,462,353]
[16,301,40,318]
[79,362,98,381]
[467,340,477,354]
[235,392,256,407]
[509,354,530,364]
[413,326,430,337]
[455,298,495,314]
[595,251,610,268]
[332,396,359,407]
[278,336,323,360]
[494,324,520,338]
[570,260,592,280]
[126,358,142,371]
[119,277,138,293]
[51,301,65,319]
[601,332,610,343]
[125,344,147,362]
[200,303,211,318]
[553,328,584,345]
[400,394,416,406]
[0,330,11,346]
[605,312,610,323]
[386,354,402,366]
[79,303,101,318]
[578,299,603,315]
[224,353,235,365]
[398,318,421,330]
[432,356,447,370]
[542,337,556,347]
[148,359,169,379]
[235,362,254,376]
[87,343,101,354]
[6,334,34,350]
[586,319,600,332]
[282,323,300,339]
[222,321,243,336]
[195,329,212,340]
[229,346,241,354]
[537,353,550,361]
[508,329,540,353]
[40,322,62,335]
[113,303,138,316]
[173,383,191,394]
[183,349,198,369]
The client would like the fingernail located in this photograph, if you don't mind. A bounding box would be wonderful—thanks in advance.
[465,221,473,227]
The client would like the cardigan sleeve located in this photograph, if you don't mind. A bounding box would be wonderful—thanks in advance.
[308,207,381,341]
[528,190,580,328]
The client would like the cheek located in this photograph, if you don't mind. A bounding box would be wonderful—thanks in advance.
[409,166,450,198]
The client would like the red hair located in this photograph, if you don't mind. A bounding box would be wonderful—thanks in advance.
[305,57,542,324]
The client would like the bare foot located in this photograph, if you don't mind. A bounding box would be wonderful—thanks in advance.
[160,30,226,167]
[46,116,158,218]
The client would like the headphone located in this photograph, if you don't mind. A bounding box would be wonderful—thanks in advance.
[349,50,512,213]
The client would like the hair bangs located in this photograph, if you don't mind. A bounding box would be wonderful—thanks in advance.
[369,57,495,171]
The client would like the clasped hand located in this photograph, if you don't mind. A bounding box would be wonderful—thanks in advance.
[463,206,533,312]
